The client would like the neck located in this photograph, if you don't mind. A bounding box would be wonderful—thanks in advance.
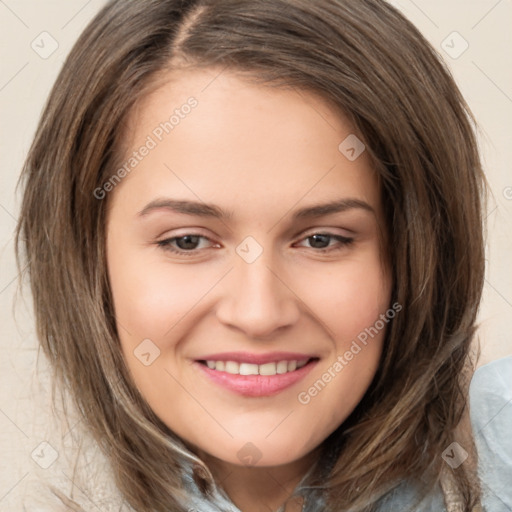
[198,449,319,512]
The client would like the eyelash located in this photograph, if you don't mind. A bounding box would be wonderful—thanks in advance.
[156,232,354,256]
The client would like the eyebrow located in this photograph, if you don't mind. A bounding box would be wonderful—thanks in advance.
[137,197,374,220]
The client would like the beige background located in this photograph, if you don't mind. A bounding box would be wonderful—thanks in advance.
[0,0,511,508]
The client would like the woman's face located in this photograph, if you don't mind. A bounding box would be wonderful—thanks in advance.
[106,67,392,469]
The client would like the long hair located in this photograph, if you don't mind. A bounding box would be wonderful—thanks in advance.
[15,0,486,510]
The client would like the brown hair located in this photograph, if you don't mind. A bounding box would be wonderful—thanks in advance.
[16,0,486,510]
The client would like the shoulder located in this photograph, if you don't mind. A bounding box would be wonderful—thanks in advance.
[469,355,512,511]
[374,356,512,512]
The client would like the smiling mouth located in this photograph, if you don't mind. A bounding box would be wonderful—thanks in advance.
[198,358,317,376]
[195,357,319,397]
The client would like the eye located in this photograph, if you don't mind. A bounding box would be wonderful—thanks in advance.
[295,233,354,252]
[156,234,216,255]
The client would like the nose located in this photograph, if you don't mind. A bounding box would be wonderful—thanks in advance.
[215,251,300,339]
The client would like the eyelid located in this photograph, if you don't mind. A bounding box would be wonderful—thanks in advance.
[297,226,355,239]
[157,233,218,248]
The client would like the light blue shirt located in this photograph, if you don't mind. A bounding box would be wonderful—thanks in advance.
[183,356,512,511]
[470,356,512,511]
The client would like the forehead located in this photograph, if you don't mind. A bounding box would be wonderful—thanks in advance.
[112,67,380,219]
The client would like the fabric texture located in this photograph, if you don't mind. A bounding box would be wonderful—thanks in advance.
[469,355,512,511]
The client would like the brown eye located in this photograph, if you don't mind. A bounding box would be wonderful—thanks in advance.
[173,235,202,250]
[308,234,331,249]
[297,233,354,252]
[156,234,215,255]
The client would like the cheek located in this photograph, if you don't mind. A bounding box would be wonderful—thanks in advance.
[292,255,391,424]
[106,248,217,402]
[107,244,215,342]
[300,256,391,343]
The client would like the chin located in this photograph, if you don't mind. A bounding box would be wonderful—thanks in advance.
[193,435,317,469]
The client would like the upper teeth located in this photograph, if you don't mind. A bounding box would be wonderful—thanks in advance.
[205,360,308,376]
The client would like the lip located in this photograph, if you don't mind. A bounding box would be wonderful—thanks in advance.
[194,354,319,397]
[195,351,316,365]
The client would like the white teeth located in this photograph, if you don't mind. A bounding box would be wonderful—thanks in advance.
[239,363,259,376]
[204,359,310,375]
[276,361,288,374]
[259,362,277,376]
[224,361,239,374]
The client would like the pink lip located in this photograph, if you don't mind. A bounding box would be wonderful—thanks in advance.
[196,351,316,365]
[194,357,318,397]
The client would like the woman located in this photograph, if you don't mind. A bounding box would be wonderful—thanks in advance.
[16,0,492,510]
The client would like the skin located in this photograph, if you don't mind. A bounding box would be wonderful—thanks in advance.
[106,67,391,512]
